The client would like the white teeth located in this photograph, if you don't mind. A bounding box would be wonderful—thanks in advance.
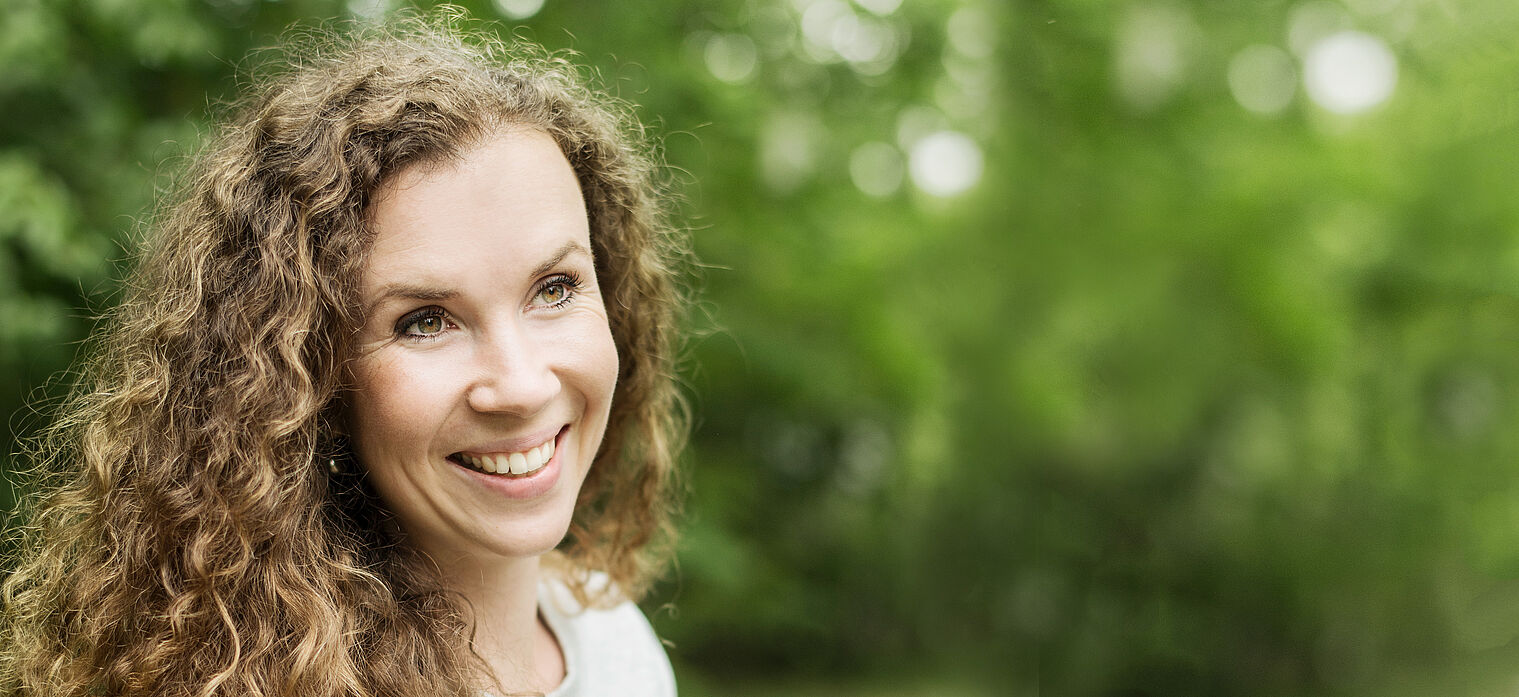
[459,434,557,476]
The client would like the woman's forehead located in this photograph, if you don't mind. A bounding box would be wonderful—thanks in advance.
[360,130,590,290]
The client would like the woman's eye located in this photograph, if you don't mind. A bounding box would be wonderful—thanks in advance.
[534,273,581,308]
[397,310,450,339]
[410,316,445,334]
[538,283,568,305]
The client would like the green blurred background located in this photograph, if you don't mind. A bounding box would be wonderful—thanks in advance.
[5,0,1519,695]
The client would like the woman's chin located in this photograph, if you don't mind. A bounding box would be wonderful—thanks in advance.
[470,513,577,565]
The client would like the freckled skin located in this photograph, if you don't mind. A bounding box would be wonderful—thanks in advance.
[349,129,620,568]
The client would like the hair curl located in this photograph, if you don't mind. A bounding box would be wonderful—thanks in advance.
[1,12,689,697]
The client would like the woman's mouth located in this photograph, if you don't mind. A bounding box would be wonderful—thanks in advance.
[448,435,556,477]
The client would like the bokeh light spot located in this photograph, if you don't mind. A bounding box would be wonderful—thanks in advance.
[751,5,797,60]
[1303,31,1397,114]
[1228,44,1297,116]
[801,0,851,62]
[895,105,947,152]
[909,130,983,197]
[833,14,892,65]
[853,0,902,17]
[1287,0,1353,57]
[1114,4,1196,111]
[797,0,903,73]
[947,6,995,59]
[849,142,904,198]
[493,0,546,20]
[346,0,393,20]
[760,112,821,194]
[705,33,758,84]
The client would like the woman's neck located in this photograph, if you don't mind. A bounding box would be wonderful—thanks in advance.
[438,554,566,695]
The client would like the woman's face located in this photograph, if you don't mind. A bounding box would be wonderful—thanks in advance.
[348,129,619,566]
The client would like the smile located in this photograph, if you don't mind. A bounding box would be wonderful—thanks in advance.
[450,436,556,477]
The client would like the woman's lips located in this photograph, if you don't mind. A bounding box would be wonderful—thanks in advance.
[448,426,566,477]
[453,439,554,476]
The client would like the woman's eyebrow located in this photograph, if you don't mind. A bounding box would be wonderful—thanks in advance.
[363,242,590,315]
[366,285,458,315]
[530,240,593,279]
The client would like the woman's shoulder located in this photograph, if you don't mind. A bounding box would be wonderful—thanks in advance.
[539,572,677,697]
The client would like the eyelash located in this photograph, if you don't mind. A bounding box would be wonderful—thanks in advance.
[534,272,583,310]
[395,307,452,342]
[391,272,585,341]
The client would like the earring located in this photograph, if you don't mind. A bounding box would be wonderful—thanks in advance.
[325,434,349,475]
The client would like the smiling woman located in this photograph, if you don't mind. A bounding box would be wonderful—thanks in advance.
[350,130,627,693]
[0,13,688,697]
[354,132,618,562]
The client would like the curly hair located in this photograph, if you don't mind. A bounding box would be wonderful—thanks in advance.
[0,12,689,697]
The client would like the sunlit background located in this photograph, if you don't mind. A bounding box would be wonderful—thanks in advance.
[5,0,1519,695]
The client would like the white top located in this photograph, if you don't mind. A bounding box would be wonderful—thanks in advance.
[535,578,677,697]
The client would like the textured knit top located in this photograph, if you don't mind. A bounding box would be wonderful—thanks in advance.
[535,577,677,697]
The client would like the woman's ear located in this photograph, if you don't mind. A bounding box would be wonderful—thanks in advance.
[317,406,352,470]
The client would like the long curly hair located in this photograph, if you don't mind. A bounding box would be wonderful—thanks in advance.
[0,13,689,697]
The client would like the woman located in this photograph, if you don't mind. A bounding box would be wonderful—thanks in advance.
[1,14,688,697]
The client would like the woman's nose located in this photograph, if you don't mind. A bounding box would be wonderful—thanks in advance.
[465,324,561,417]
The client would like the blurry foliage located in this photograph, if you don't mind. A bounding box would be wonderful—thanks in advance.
[4,0,1519,696]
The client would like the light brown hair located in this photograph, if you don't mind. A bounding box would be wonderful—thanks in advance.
[1,12,688,697]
